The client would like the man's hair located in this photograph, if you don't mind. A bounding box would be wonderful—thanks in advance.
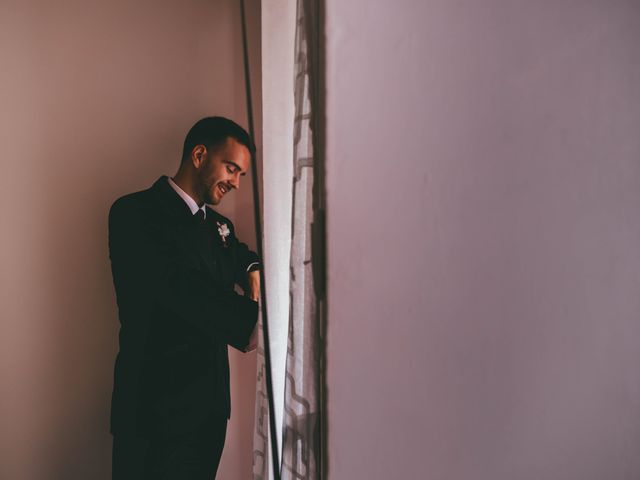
[181,116,255,162]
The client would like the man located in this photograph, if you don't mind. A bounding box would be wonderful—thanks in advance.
[108,116,261,479]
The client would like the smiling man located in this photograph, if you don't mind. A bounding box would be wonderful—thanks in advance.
[108,117,261,479]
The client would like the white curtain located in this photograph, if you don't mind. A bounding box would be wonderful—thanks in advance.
[253,1,296,479]
[280,0,322,478]
[254,0,323,478]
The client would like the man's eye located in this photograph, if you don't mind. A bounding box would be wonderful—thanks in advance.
[226,166,234,174]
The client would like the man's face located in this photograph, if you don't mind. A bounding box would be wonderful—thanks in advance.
[196,137,250,205]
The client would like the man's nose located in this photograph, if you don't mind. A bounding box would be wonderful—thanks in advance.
[229,174,240,189]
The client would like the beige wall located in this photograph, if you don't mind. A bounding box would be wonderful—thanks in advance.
[325,1,640,479]
[0,0,261,478]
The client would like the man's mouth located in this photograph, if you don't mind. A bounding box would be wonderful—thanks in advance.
[218,183,230,195]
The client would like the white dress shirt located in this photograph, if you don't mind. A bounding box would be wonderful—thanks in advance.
[167,177,207,219]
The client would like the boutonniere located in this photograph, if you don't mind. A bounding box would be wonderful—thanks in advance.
[216,221,230,247]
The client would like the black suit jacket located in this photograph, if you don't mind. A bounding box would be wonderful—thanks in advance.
[108,176,259,437]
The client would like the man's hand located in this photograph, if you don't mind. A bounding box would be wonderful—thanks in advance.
[246,270,261,302]
[244,270,260,352]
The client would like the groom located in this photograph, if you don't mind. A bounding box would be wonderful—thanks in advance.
[108,117,261,479]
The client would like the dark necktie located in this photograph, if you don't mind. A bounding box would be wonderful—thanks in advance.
[194,209,205,226]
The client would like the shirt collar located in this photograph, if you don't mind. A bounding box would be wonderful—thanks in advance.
[167,177,206,219]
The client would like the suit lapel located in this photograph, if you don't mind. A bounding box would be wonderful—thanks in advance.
[150,177,237,289]
[197,219,219,279]
[151,176,219,281]
[206,212,235,288]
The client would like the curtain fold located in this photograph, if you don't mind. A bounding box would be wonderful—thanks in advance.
[252,304,271,479]
[253,0,322,478]
[281,0,322,478]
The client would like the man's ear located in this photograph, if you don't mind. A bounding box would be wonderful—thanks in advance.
[192,145,207,169]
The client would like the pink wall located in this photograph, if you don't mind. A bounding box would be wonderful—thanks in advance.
[325,1,640,479]
[0,0,261,478]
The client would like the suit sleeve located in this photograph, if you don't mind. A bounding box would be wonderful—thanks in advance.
[109,198,257,351]
[227,221,261,292]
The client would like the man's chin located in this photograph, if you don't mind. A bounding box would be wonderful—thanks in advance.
[205,191,221,205]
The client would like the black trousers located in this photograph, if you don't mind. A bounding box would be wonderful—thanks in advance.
[112,414,227,480]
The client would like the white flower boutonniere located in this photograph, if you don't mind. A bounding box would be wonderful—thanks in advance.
[217,221,230,246]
